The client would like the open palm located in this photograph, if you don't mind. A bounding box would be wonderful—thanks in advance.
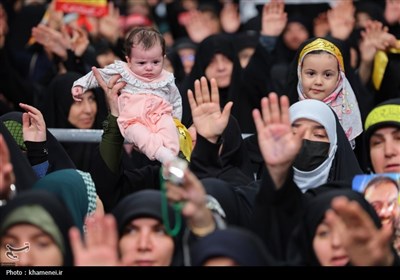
[188,77,232,142]
[253,93,303,167]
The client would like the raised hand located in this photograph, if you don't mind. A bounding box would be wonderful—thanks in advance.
[184,10,216,43]
[313,12,329,38]
[188,76,232,143]
[325,196,394,266]
[31,24,71,60]
[220,2,241,34]
[261,0,287,37]
[98,2,121,44]
[19,103,46,143]
[328,0,355,41]
[69,214,121,266]
[252,93,304,188]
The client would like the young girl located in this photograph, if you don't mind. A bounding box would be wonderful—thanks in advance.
[72,27,182,163]
[289,37,363,148]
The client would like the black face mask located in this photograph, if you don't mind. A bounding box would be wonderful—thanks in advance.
[293,139,330,171]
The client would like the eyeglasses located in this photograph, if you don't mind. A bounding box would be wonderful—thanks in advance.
[180,54,195,62]
[371,200,398,214]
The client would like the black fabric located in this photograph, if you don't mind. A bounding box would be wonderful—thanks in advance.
[246,112,363,185]
[92,148,161,212]
[112,189,177,235]
[191,226,274,266]
[111,189,183,266]
[24,141,48,166]
[201,178,254,228]
[0,121,37,192]
[373,53,400,106]
[250,110,362,261]
[179,34,255,133]
[190,115,254,186]
[0,190,75,266]
[250,168,304,261]
[0,111,76,173]
[287,187,381,266]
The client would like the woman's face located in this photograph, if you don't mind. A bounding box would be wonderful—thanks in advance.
[369,127,400,174]
[119,217,174,266]
[68,90,97,129]
[313,220,349,266]
[283,22,309,51]
[300,52,339,101]
[178,48,196,75]
[205,53,233,88]
[292,118,329,143]
[0,224,63,266]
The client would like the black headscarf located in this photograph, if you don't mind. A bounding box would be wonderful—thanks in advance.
[287,186,381,266]
[0,121,37,192]
[0,190,75,266]
[112,189,183,266]
[41,72,107,129]
[191,226,273,266]
[190,115,254,186]
[112,190,177,234]
[40,72,107,171]
[179,34,247,130]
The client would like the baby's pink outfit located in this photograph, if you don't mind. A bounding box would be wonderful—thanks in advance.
[72,60,182,163]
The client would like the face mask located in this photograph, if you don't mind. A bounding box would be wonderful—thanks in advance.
[293,139,330,171]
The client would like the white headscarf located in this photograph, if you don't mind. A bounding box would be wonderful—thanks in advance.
[290,99,338,193]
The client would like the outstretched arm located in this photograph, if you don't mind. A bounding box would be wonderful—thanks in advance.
[253,92,304,189]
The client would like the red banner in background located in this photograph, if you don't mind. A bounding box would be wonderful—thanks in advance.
[55,0,108,17]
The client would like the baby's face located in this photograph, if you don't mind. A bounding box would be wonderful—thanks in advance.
[126,44,164,80]
[300,52,339,101]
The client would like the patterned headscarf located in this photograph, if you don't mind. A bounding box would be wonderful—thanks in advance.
[297,38,362,143]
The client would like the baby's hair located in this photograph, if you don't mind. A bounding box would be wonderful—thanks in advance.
[124,26,166,57]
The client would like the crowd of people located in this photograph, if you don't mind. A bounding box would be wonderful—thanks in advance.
[1,0,400,267]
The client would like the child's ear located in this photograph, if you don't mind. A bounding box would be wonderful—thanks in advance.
[125,56,130,63]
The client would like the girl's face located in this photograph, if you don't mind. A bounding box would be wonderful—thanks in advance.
[68,90,97,129]
[313,220,349,266]
[300,53,339,101]
[205,53,233,88]
[0,224,63,266]
[126,44,164,80]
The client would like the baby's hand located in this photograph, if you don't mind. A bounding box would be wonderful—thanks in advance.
[71,86,84,101]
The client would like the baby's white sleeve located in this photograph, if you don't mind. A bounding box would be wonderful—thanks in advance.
[169,83,182,121]
[72,64,121,92]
